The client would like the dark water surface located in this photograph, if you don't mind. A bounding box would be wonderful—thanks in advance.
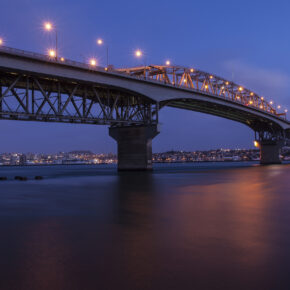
[1,162,290,290]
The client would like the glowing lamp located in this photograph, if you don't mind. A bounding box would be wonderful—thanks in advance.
[90,59,97,66]
[44,22,53,31]
[48,49,56,58]
[254,140,260,148]
[135,50,142,57]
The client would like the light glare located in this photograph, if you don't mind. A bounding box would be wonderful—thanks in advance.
[44,22,53,31]
[135,50,142,57]
[97,39,103,45]
[48,49,56,58]
[90,58,97,66]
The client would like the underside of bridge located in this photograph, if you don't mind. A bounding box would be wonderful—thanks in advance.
[165,99,286,165]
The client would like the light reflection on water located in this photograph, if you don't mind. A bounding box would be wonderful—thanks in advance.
[0,163,290,289]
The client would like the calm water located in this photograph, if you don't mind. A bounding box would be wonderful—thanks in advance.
[1,162,290,290]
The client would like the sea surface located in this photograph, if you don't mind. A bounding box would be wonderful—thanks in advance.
[0,162,290,290]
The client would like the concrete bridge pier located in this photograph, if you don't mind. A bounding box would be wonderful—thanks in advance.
[260,140,282,164]
[109,125,159,171]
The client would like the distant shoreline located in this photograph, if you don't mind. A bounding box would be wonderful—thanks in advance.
[0,160,261,168]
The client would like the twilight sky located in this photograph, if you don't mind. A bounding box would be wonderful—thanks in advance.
[1,0,290,153]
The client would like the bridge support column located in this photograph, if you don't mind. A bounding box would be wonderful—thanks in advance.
[109,125,159,171]
[260,141,281,165]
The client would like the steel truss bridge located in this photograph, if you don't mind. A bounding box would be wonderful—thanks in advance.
[0,46,289,169]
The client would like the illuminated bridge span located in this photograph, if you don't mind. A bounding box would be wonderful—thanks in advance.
[0,46,289,170]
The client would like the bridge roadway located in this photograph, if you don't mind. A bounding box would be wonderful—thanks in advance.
[0,46,289,169]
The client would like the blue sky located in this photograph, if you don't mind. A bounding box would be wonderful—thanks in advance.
[1,0,290,153]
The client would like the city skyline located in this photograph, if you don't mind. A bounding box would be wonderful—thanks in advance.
[1,0,290,153]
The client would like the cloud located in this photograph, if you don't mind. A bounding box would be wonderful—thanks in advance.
[222,59,290,105]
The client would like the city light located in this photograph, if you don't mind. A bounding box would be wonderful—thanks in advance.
[89,58,97,66]
[209,75,213,79]
[0,38,3,46]
[60,57,65,62]
[190,68,194,73]
[135,50,142,57]
[48,49,56,58]
[254,140,260,148]
[239,86,243,91]
[278,105,281,109]
[205,85,208,89]
[166,60,170,66]
[261,97,264,100]
[285,109,288,113]
[44,22,53,31]
[97,38,103,45]
[250,92,254,96]
[225,81,229,85]
[270,101,273,105]
[249,100,253,104]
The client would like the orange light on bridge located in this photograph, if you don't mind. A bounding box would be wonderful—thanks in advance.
[44,22,53,31]
[209,75,213,79]
[254,140,260,148]
[60,57,65,62]
[205,85,208,89]
[165,60,170,66]
[0,38,3,46]
[225,81,229,85]
[89,58,97,66]
[239,86,243,91]
[270,101,273,105]
[261,97,264,100]
[48,49,56,58]
[249,100,253,105]
[277,105,281,109]
[190,68,194,73]
[259,105,263,109]
[135,50,142,57]
[250,92,254,96]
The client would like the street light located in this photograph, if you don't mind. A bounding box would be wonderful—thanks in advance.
[48,49,56,58]
[165,60,170,66]
[97,38,109,67]
[135,49,143,58]
[44,21,58,59]
[0,38,3,46]
[89,58,97,66]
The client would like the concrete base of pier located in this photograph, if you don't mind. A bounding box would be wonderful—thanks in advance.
[109,125,159,171]
[260,141,281,165]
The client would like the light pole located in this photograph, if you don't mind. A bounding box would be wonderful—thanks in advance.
[97,38,109,67]
[44,22,58,60]
[135,49,147,78]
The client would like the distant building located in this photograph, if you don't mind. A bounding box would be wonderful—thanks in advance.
[19,154,27,166]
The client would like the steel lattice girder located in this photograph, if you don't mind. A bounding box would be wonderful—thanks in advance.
[0,71,158,125]
[117,65,285,119]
